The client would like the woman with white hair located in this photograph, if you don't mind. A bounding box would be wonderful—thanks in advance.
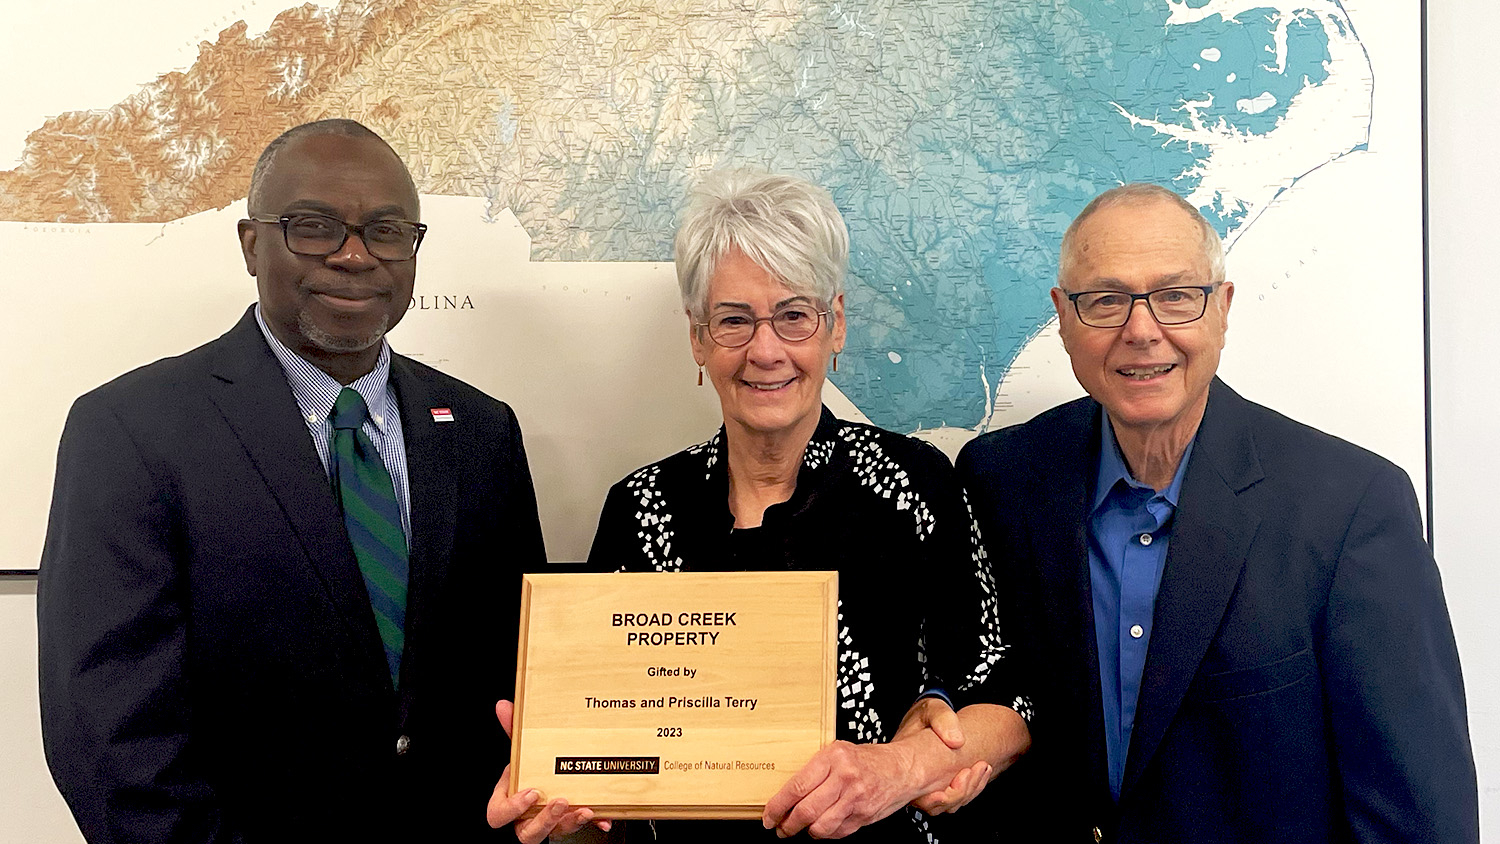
[573,170,1029,843]
[487,170,1029,843]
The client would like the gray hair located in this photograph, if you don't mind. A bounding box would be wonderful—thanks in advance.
[674,170,848,321]
[246,118,417,216]
[1058,183,1224,286]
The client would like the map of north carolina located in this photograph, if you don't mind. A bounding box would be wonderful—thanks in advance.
[0,0,1372,432]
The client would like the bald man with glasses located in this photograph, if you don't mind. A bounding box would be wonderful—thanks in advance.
[956,183,1476,843]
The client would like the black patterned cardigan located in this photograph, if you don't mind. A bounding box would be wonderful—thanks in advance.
[586,407,1031,844]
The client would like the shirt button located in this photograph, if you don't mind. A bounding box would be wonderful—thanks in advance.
[396,735,411,755]
[1130,624,1144,639]
[1139,533,1153,546]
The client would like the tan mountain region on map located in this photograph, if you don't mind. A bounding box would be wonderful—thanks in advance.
[0,0,795,224]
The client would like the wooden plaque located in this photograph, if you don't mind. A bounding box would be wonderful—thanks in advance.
[510,571,838,819]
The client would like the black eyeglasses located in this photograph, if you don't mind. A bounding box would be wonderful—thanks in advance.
[697,304,829,348]
[248,214,427,262]
[1065,283,1222,328]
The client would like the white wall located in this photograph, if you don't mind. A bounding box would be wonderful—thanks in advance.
[1427,0,1500,832]
[2,3,1496,841]
[0,581,82,843]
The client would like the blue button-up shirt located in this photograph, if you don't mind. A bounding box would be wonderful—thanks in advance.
[254,305,412,541]
[1089,411,1193,801]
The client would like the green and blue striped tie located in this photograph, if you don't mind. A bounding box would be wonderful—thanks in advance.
[330,387,408,689]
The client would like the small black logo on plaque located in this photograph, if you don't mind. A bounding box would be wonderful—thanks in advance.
[555,756,660,774]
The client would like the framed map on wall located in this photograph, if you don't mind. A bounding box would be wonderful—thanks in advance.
[0,0,1423,572]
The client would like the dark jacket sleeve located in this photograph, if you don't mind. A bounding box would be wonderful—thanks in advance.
[584,479,637,573]
[38,392,241,844]
[917,442,1030,721]
[500,405,548,580]
[1320,461,1478,843]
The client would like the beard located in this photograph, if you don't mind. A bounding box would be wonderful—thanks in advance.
[298,309,390,354]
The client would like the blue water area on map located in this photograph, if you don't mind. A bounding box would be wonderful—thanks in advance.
[531,0,1362,433]
[1162,8,1332,136]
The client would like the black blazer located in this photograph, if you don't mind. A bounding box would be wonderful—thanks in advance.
[39,307,545,843]
[956,379,1476,843]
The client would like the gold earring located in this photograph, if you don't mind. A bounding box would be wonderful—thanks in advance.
[697,365,703,386]
[833,352,839,373]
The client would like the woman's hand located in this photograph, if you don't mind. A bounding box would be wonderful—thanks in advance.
[486,700,612,843]
[761,740,926,838]
[762,697,1028,837]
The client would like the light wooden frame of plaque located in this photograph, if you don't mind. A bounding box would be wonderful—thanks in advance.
[510,571,838,819]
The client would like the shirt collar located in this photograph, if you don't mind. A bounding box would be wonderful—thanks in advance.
[701,406,843,531]
[253,304,394,433]
[1092,408,1194,512]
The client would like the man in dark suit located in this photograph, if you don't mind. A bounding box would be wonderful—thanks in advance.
[956,184,1477,843]
[38,119,544,842]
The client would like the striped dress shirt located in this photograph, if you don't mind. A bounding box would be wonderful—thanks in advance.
[254,305,412,541]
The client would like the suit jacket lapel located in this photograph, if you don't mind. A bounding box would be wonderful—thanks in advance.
[389,356,458,714]
[1028,399,1113,801]
[1122,379,1263,795]
[203,308,388,676]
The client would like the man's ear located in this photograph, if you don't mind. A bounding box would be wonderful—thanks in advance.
[237,219,258,277]
[1049,287,1073,351]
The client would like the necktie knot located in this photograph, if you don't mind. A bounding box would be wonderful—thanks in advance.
[332,387,369,431]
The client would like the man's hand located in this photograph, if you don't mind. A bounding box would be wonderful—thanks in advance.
[486,700,611,843]
[761,740,924,839]
[893,696,965,750]
[908,759,991,815]
[892,696,991,814]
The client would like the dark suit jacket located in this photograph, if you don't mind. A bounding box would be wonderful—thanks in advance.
[38,307,545,843]
[956,379,1476,843]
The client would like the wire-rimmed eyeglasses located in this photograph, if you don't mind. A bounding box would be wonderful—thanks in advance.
[696,304,829,348]
[247,213,428,262]
[1065,283,1223,328]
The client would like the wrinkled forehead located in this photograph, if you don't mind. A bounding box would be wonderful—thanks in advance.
[259,134,419,218]
[1065,200,1211,286]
